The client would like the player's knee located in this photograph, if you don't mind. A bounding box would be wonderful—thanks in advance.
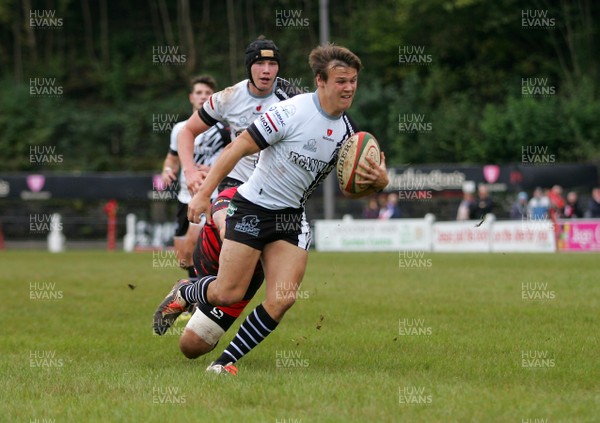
[179,330,215,359]
[181,310,225,358]
[211,288,244,306]
[273,293,297,314]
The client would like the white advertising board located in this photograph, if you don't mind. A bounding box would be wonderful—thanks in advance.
[314,219,431,252]
[490,220,556,252]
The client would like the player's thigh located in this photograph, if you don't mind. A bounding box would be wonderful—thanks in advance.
[213,239,261,302]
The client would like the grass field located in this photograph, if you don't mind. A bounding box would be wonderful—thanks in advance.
[1,250,599,422]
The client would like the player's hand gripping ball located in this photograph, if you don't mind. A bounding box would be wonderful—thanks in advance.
[336,131,381,194]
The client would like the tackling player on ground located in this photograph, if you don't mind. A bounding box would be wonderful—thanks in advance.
[153,187,262,369]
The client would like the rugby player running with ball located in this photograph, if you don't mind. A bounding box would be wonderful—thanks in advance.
[181,44,389,374]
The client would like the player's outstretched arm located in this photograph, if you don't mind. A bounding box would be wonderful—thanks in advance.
[187,131,260,224]
[179,111,211,194]
[342,152,389,199]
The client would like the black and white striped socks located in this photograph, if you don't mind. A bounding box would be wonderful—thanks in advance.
[214,303,278,365]
[179,275,216,305]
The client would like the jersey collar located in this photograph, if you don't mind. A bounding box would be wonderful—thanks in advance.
[312,90,342,121]
[246,78,277,99]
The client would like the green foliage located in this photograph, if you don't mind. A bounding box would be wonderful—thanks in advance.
[0,79,188,171]
[0,0,599,169]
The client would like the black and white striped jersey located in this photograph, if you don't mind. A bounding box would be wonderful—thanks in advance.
[169,121,229,203]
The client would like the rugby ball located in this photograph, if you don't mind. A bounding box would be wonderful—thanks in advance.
[336,131,381,194]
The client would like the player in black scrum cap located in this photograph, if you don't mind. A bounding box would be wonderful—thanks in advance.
[153,36,301,363]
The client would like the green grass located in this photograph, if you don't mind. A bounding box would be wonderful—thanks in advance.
[1,251,599,422]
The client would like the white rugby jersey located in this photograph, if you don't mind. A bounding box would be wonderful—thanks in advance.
[240,92,358,209]
[169,120,229,203]
[199,78,299,183]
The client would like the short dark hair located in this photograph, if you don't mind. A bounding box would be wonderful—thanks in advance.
[308,44,362,82]
[190,75,217,93]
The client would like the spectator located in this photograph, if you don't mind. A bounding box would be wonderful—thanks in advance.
[586,187,600,218]
[528,187,550,219]
[362,197,380,219]
[377,192,388,212]
[379,192,401,219]
[510,191,528,220]
[548,184,565,220]
[456,191,475,221]
[563,191,583,218]
[472,184,493,220]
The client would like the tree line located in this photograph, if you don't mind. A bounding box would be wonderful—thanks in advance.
[0,0,598,172]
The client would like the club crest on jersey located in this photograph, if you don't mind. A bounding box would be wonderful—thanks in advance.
[234,215,261,237]
[226,202,238,217]
[281,105,296,118]
[323,128,334,142]
[256,105,262,112]
[302,139,317,152]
